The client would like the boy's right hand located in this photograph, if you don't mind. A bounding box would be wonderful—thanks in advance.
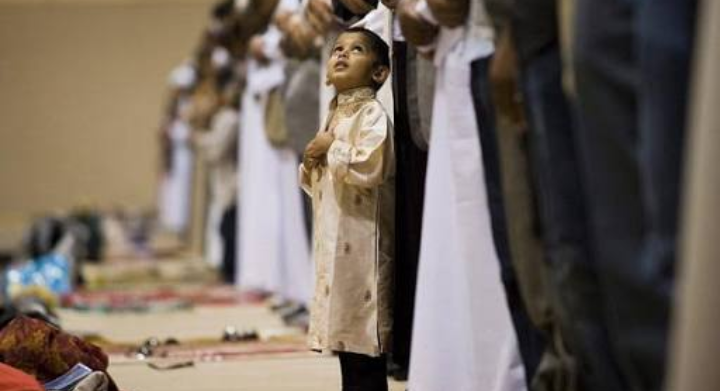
[305,132,335,158]
[303,142,320,169]
[304,132,335,170]
[303,153,320,170]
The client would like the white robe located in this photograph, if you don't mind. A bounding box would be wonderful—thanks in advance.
[196,108,239,267]
[408,26,524,391]
[237,54,312,305]
[159,108,194,234]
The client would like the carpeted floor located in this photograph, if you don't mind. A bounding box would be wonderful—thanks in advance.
[60,263,407,391]
[110,356,407,391]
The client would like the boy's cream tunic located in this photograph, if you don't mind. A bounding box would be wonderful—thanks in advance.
[299,87,395,357]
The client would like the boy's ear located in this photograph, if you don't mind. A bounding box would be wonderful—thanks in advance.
[372,65,390,86]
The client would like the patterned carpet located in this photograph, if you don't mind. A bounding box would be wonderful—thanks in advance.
[60,256,406,391]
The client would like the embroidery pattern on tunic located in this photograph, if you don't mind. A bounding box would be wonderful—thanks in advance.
[299,87,395,357]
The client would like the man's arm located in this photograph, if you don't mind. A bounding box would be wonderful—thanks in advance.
[397,0,439,49]
[426,0,469,27]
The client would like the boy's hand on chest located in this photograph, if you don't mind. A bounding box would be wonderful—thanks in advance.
[305,131,336,159]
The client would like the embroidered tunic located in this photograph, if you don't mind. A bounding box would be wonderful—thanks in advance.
[299,87,395,357]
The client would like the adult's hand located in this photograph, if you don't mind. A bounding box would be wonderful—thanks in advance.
[281,17,319,59]
[339,0,377,15]
[249,35,269,63]
[274,10,294,32]
[237,0,281,38]
[249,0,281,27]
[397,0,439,47]
[306,0,335,35]
[381,0,399,10]
[489,28,525,128]
[426,0,469,28]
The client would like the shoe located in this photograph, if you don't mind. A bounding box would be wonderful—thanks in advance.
[285,310,309,329]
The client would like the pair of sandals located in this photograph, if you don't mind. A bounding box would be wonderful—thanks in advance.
[130,326,260,358]
[129,337,180,360]
[222,326,259,342]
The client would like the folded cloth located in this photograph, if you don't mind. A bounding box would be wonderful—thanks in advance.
[0,362,43,391]
[71,372,109,391]
[0,316,118,391]
[44,363,93,391]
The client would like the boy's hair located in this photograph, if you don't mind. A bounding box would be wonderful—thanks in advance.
[338,27,390,89]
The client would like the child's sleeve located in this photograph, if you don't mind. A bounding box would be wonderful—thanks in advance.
[326,103,390,188]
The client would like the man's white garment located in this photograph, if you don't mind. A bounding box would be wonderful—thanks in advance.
[159,102,194,234]
[237,52,312,305]
[408,21,525,391]
[196,108,239,267]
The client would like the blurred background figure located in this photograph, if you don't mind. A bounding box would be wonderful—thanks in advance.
[158,63,197,237]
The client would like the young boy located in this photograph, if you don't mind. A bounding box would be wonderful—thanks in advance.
[299,27,394,391]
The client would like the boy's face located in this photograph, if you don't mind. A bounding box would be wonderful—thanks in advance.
[327,32,388,93]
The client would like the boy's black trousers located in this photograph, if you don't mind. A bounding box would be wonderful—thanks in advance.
[338,352,388,391]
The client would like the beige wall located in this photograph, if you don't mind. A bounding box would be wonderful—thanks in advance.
[0,0,214,234]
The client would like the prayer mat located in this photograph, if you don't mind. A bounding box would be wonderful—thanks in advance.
[108,340,312,365]
[84,326,305,354]
[81,259,216,290]
[61,286,265,313]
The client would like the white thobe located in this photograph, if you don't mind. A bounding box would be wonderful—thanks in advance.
[159,102,194,234]
[408,13,525,391]
[196,108,239,267]
[237,48,312,304]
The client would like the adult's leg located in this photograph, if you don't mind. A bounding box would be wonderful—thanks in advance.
[220,203,237,284]
[390,41,427,378]
[521,44,625,391]
[633,0,698,389]
[471,56,546,383]
[573,0,640,388]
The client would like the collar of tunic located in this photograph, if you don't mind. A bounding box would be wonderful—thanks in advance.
[327,87,377,124]
[337,87,376,105]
